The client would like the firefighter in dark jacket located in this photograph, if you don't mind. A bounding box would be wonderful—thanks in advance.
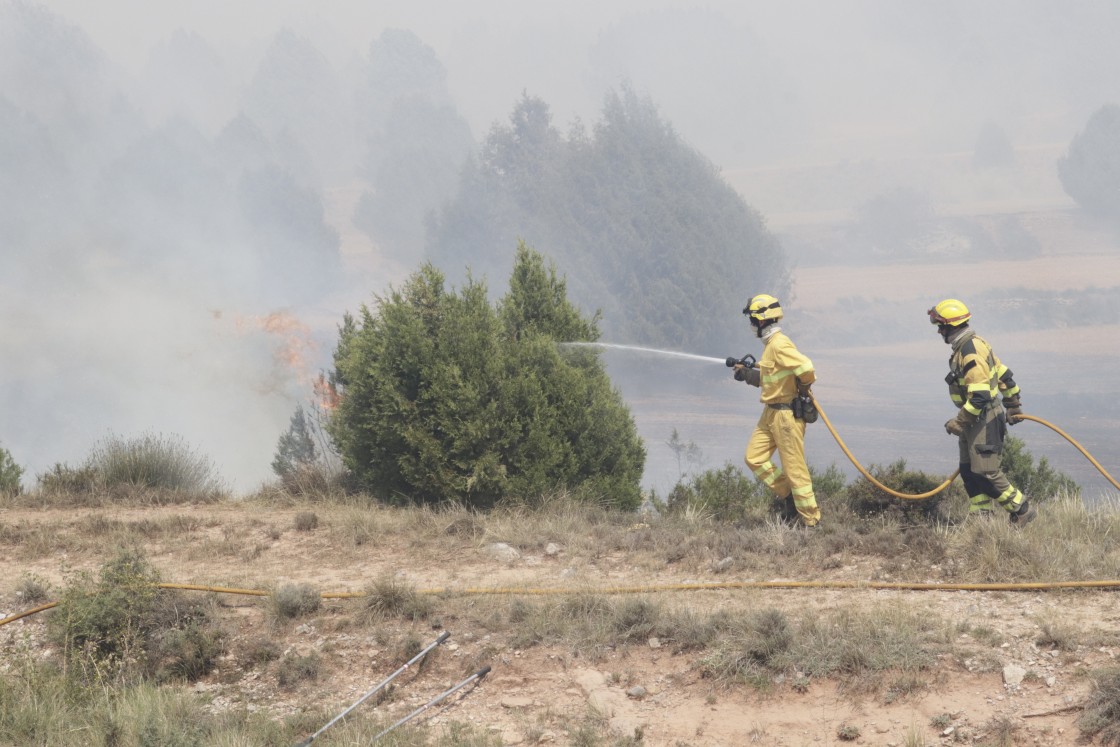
[929,298,1036,525]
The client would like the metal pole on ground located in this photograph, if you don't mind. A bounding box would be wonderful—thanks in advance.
[294,631,451,746]
[372,665,492,742]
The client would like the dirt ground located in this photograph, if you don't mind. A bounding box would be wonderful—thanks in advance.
[3,502,1119,746]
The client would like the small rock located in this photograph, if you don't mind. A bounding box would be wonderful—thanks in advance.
[486,542,521,561]
[545,543,561,556]
[627,686,647,699]
[712,557,734,573]
[648,637,661,649]
[501,696,534,709]
[1003,664,1027,688]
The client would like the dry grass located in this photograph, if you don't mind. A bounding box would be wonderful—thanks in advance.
[7,489,1120,744]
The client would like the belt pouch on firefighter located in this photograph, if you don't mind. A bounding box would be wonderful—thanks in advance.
[800,397,818,424]
[791,396,804,420]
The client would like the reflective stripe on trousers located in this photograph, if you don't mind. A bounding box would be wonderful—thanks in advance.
[745,406,820,525]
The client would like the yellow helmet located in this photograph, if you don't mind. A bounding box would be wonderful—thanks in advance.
[744,294,783,323]
[928,298,971,327]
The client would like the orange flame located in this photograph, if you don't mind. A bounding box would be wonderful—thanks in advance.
[234,311,316,375]
[231,311,341,411]
[314,372,341,412]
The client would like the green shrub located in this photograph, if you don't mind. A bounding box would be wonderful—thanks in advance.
[46,550,225,685]
[87,433,222,494]
[659,463,766,522]
[143,593,226,683]
[840,459,965,524]
[36,462,99,495]
[328,245,645,509]
[1001,435,1078,501]
[150,622,226,683]
[0,443,23,495]
[809,463,847,498]
[48,549,163,682]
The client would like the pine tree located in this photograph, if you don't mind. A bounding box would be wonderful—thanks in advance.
[271,406,318,477]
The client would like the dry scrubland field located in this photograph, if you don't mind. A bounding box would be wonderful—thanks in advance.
[5,417,1120,744]
[5,498,1120,747]
[6,156,1120,746]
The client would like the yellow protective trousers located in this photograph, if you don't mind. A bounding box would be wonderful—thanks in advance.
[745,406,820,525]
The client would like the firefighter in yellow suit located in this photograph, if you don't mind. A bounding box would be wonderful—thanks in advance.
[733,294,821,527]
[929,299,1036,525]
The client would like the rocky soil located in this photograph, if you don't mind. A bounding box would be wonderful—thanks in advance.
[3,502,1119,746]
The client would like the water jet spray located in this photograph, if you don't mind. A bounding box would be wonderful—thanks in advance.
[558,341,725,365]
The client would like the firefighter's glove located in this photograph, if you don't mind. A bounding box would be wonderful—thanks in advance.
[1003,395,1024,425]
[944,409,977,437]
[734,364,761,387]
[796,379,812,399]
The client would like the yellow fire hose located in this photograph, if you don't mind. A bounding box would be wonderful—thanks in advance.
[11,578,1120,629]
[3,408,1120,629]
[815,402,1120,499]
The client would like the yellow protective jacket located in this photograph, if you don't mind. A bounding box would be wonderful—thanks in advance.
[946,330,1020,416]
[758,330,816,405]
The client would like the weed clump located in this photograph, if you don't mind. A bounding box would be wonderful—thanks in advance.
[272,583,321,620]
[277,652,321,689]
[88,433,223,496]
[1080,668,1120,744]
[14,573,51,605]
[362,576,431,621]
[294,511,319,532]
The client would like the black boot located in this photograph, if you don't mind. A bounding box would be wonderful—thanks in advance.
[779,495,798,526]
[1010,498,1037,527]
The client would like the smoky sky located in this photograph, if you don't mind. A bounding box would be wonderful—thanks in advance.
[4,0,1120,493]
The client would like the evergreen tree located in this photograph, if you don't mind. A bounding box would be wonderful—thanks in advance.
[1058,104,1120,221]
[428,86,789,353]
[272,406,318,477]
[328,243,644,508]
